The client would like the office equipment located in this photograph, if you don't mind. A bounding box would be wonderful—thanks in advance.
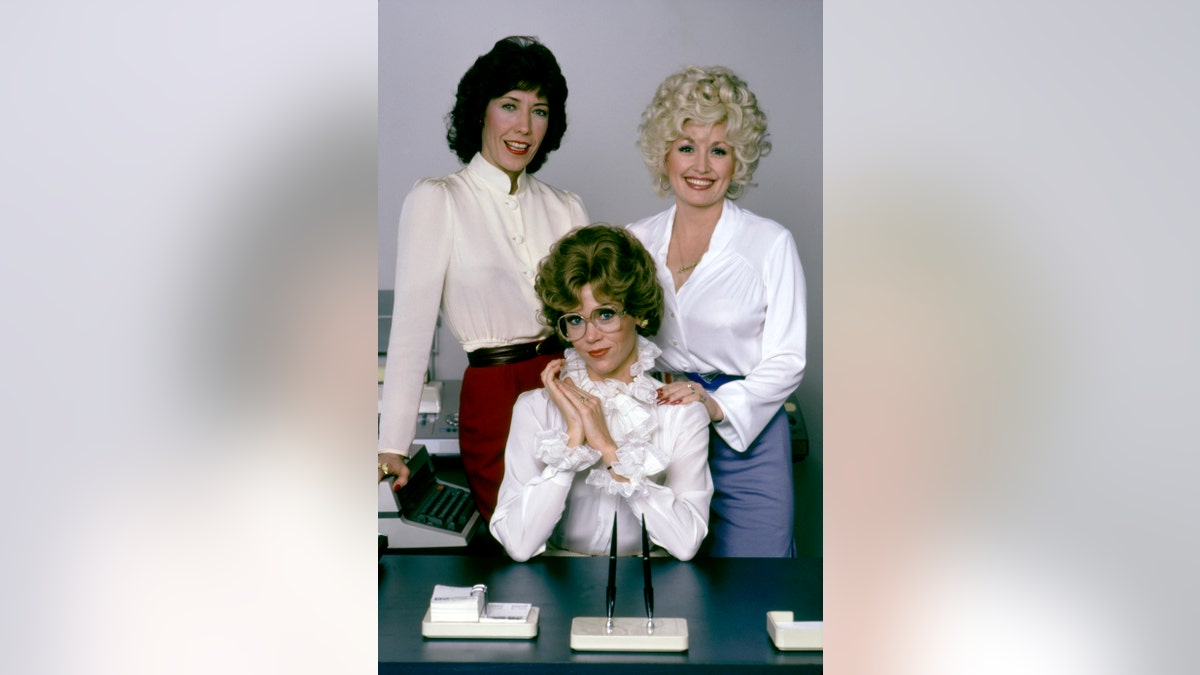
[766,612,823,651]
[378,288,462,454]
[418,381,441,415]
[412,380,463,456]
[421,607,541,639]
[380,555,822,672]
[421,583,539,639]
[606,515,617,630]
[642,516,654,627]
[428,584,485,622]
[569,513,688,652]
[377,445,479,549]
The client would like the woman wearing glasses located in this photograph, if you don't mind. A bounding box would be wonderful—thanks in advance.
[627,66,806,557]
[490,225,713,561]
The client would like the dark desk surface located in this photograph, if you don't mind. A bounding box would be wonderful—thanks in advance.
[379,555,823,673]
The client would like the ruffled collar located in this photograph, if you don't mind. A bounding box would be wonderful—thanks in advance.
[561,336,661,447]
[563,336,671,481]
[562,335,661,403]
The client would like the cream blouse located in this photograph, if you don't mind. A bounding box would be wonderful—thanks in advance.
[378,154,588,456]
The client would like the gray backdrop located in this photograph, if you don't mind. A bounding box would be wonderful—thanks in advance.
[379,0,822,553]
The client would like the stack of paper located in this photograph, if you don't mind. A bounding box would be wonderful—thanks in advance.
[480,603,533,622]
[429,584,484,623]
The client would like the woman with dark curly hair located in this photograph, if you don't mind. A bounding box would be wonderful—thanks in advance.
[378,37,589,521]
[627,66,806,557]
[490,225,713,561]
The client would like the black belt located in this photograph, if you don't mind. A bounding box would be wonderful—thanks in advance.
[467,337,563,368]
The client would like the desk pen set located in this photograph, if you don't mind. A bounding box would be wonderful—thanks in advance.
[419,513,686,649]
[569,514,688,652]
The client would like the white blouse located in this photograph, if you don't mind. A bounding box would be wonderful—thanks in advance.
[489,337,713,561]
[378,154,589,456]
[626,200,807,452]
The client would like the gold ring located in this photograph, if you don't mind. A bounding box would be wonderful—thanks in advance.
[378,461,392,477]
[700,394,707,403]
[687,384,695,393]
[579,395,588,402]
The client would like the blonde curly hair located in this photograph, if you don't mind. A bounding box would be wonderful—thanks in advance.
[637,65,771,199]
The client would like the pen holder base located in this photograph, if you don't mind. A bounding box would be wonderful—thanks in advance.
[569,616,688,652]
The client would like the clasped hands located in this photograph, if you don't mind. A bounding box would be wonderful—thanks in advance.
[541,359,628,482]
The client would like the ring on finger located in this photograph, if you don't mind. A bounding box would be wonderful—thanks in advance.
[700,394,707,403]
[687,383,695,393]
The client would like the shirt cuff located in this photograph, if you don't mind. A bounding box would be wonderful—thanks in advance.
[584,437,653,498]
[534,429,601,472]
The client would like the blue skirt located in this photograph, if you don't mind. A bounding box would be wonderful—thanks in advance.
[687,374,797,558]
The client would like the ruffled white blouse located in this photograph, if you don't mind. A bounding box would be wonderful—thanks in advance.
[489,337,714,561]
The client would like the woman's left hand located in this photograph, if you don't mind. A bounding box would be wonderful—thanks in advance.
[656,381,724,422]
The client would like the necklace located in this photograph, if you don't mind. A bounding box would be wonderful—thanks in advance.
[671,230,707,275]
[672,230,705,273]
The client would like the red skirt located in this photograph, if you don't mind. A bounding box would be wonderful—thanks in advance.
[458,353,559,521]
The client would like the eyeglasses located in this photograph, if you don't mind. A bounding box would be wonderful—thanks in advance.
[556,306,628,341]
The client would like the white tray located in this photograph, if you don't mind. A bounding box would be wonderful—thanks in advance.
[766,611,823,651]
[421,607,539,639]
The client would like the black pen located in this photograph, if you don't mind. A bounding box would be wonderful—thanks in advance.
[642,515,654,629]
[606,511,617,632]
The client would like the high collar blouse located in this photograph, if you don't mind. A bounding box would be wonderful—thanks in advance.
[490,337,713,561]
[378,154,588,456]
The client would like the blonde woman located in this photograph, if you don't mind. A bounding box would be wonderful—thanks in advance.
[627,66,806,557]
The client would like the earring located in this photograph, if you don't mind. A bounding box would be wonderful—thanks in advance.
[637,318,649,329]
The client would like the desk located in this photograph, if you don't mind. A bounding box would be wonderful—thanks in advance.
[379,555,823,673]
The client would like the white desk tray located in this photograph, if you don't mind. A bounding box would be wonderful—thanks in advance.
[421,607,539,639]
[766,611,823,651]
[569,617,688,652]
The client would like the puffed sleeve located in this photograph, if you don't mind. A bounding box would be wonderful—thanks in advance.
[628,403,714,561]
[711,227,807,451]
[377,180,453,455]
[490,391,600,562]
[567,190,590,230]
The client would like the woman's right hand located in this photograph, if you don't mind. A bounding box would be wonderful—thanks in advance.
[541,359,584,446]
[377,452,411,490]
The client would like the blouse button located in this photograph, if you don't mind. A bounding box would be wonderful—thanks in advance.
[671,339,679,346]
[513,234,525,244]
[506,199,518,210]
